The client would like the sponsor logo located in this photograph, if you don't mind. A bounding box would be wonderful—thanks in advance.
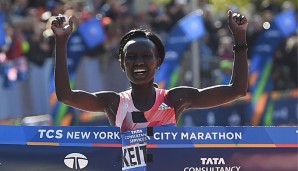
[64,153,88,170]
[158,103,171,110]
[184,157,241,171]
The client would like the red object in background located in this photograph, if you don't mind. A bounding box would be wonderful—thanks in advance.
[102,17,112,26]
[80,11,92,22]
[6,37,24,60]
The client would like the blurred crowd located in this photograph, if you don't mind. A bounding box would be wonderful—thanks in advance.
[0,0,297,91]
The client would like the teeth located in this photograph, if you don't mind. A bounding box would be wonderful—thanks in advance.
[134,69,146,72]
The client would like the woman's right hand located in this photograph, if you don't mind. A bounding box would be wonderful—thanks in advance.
[51,15,73,40]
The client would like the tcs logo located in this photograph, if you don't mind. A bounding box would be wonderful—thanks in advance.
[64,153,88,169]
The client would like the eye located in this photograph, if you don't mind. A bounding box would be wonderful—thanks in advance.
[126,55,135,59]
[144,53,153,58]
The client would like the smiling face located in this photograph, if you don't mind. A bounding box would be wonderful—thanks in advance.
[122,37,161,85]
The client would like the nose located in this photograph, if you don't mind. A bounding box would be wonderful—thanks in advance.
[134,56,145,65]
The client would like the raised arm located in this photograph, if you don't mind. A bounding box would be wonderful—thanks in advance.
[169,10,248,118]
[51,16,119,120]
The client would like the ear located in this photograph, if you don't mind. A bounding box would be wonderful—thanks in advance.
[119,56,125,72]
[156,57,162,70]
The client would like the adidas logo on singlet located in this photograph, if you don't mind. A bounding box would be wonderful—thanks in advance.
[158,102,171,110]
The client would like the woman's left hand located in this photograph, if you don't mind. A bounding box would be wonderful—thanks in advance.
[228,10,248,36]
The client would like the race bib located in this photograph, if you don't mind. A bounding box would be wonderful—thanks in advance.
[121,128,148,171]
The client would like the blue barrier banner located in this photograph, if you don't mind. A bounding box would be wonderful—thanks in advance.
[0,126,122,171]
[147,126,297,147]
[146,126,297,171]
[0,126,297,171]
[0,126,121,146]
[0,145,122,170]
[147,148,297,171]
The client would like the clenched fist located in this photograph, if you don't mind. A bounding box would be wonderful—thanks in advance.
[51,15,74,41]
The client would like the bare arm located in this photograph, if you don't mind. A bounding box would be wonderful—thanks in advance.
[169,10,248,118]
[51,16,119,115]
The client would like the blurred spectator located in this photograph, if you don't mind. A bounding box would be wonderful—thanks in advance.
[46,0,64,16]
[272,34,298,90]
[162,0,186,32]
[284,35,298,88]
[202,4,219,55]
[261,0,281,14]
[212,59,233,85]
[26,8,54,66]
[11,0,29,16]
[247,14,263,58]
[199,35,214,87]
[217,35,233,60]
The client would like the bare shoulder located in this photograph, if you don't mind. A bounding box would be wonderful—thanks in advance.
[168,86,199,98]
[167,86,199,107]
[93,91,120,124]
[94,91,120,107]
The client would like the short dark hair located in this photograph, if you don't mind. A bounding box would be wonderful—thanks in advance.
[118,29,165,70]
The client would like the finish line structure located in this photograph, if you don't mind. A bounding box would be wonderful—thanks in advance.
[0,126,297,171]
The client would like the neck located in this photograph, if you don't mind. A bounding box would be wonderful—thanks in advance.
[130,81,156,111]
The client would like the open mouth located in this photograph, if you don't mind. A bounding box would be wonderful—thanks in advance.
[133,69,147,76]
